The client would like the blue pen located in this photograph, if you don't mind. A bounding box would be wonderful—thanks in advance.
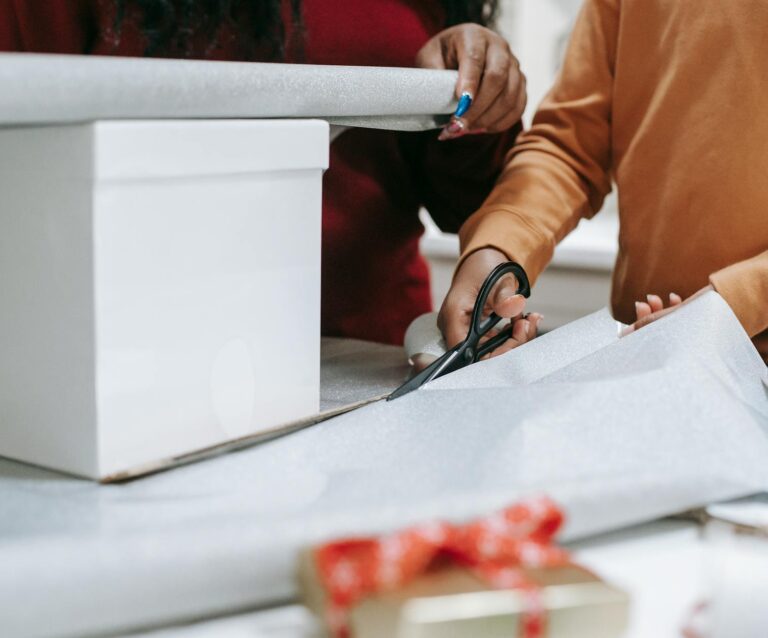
[454,91,473,118]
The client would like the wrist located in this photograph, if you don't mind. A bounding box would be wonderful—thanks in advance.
[456,247,510,279]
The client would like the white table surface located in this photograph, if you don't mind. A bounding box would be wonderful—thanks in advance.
[4,336,762,638]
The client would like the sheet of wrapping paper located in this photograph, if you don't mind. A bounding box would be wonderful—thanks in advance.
[403,309,623,377]
[0,292,766,637]
[0,53,456,129]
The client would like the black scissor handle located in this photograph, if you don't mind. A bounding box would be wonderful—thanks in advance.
[469,261,531,339]
[388,262,531,401]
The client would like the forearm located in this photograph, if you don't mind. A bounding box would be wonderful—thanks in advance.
[458,0,619,284]
[459,143,610,284]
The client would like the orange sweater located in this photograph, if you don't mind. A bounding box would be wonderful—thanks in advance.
[460,0,768,358]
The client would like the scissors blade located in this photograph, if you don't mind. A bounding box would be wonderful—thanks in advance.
[387,348,462,401]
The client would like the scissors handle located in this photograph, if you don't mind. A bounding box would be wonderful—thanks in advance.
[476,323,515,360]
[469,261,530,341]
[387,261,530,401]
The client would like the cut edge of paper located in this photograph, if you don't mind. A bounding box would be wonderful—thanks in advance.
[100,394,387,483]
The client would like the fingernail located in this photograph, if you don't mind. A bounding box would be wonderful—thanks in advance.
[454,92,473,118]
[438,118,467,141]
[523,322,530,336]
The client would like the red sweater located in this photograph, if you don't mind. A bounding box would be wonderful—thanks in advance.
[1,0,517,344]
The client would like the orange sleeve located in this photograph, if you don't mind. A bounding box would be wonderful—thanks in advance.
[458,0,619,285]
[709,250,768,338]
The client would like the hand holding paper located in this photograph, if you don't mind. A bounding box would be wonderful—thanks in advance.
[416,25,526,140]
[621,285,714,337]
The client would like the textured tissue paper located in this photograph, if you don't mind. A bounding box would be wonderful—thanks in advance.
[0,292,766,637]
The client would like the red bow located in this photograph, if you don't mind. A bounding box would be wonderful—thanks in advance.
[314,496,568,637]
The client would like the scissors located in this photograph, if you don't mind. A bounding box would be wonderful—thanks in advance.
[388,261,531,401]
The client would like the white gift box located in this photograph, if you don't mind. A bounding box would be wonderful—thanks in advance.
[0,119,328,480]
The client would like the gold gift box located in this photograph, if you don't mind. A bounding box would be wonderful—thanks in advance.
[299,554,630,638]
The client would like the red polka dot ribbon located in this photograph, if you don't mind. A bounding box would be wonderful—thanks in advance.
[314,496,568,638]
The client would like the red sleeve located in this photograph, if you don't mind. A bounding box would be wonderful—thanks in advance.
[0,0,97,53]
[0,0,22,49]
[398,125,522,233]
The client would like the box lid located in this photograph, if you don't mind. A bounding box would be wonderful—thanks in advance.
[0,119,329,180]
[93,120,329,180]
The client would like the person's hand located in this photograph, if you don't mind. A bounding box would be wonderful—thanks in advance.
[437,247,540,358]
[415,24,526,140]
[620,286,714,336]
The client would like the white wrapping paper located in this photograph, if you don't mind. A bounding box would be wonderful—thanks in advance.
[0,292,766,637]
[0,53,457,129]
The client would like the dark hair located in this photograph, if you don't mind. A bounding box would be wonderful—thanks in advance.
[116,0,499,59]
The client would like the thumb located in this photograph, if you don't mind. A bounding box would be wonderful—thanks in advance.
[492,278,527,318]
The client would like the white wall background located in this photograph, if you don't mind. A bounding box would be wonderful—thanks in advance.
[497,0,584,126]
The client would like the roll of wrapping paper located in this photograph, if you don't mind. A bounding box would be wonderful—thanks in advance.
[0,53,458,129]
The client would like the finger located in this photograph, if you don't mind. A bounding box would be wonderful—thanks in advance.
[632,306,676,331]
[635,301,652,320]
[670,292,683,306]
[481,71,527,134]
[438,30,489,141]
[470,54,525,131]
[438,299,473,349]
[487,339,520,358]
[477,325,505,361]
[483,103,523,135]
[646,294,664,313]
[487,312,543,360]
[620,306,677,337]
[454,26,487,102]
[512,317,532,343]
[461,39,511,130]
[487,319,532,358]
[438,116,468,141]
[478,327,502,347]
[414,37,446,70]
[491,276,527,318]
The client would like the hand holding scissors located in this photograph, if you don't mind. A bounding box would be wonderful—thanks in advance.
[389,262,531,401]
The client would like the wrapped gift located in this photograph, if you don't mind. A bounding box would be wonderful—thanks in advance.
[298,498,629,638]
